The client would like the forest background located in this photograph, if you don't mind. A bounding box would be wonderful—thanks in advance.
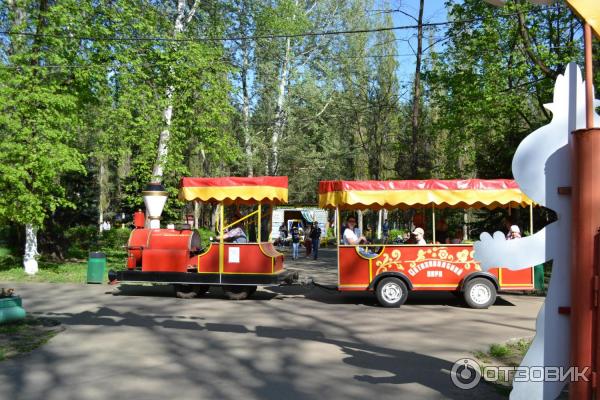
[0,0,598,263]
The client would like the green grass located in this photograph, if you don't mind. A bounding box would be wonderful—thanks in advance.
[0,316,62,361]
[0,252,127,284]
[474,337,532,393]
[475,338,531,367]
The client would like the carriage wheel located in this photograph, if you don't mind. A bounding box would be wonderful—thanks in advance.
[223,285,257,300]
[463,278,497,309]
[174,284,209,299]
[375,277,408,308]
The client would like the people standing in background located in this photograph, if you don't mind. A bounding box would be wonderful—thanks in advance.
[310,222,322,260]
[382,219,389,243]
[278,222,287,248]
[304,223,312,258]
[290,223,300,260]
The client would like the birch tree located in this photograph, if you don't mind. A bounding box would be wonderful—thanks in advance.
[0,0,85,274]
[152,0,201,182]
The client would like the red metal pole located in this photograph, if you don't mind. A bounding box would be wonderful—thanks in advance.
[570,24,597,399]
[571,128,600,399]
[584,23,594,129]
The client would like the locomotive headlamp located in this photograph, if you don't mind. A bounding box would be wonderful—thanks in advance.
[143,182,167,229]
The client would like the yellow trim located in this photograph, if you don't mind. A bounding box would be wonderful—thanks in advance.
[180,186,288,203]
[498,267,535,288]
[258,205,262,243]
[196,242,213,257]
[336,207,340,287]
[412,284,459,288]
[369,259,373,282]
[339,284,369,288]
[338,243,470,247]
[319,188,533,210]
[221,271,279,275]
[432,204,436,243]
[500,283,535,287]
[222,209,259,231]
[196,242,213,273]
[219,204,224,278]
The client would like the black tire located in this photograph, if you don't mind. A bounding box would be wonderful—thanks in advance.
[451,290,462,298]
[463,278,497,309]
[193,285,210,296]
[174,284,210,299]
[174,284,196,299]
[375,277,408,308]
[223,285,257,300]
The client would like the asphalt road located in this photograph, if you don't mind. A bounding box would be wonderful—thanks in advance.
[0,248,544,400]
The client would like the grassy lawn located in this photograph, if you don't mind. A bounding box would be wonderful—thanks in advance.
[0,251,127,284]
[0,316,63,361]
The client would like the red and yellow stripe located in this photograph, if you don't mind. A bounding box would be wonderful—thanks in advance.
[179,176,288,204]
[318,179,533,210]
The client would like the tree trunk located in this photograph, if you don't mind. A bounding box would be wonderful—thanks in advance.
[151,0,198,182]
[241,40,253,176]
[409,0,425,178]
[98,158,106,232]
[23,224,39,275]
[270,36,292,175]
[194,200,200,229]
[152,88,174,181]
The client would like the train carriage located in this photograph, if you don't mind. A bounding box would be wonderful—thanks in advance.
[318,179,537,308]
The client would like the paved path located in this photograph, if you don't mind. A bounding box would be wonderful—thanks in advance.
[0,248,543,400]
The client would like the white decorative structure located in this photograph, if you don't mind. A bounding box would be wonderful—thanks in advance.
[23,223,39,275]
[474,63,600,400]
[142,182,168,229]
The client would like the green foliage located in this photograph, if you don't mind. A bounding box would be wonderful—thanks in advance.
[99,229,131,252]
[0,0,595,262]
[197,227,217,249]
[388,229,406,241]
[489,343,510,358]
[63,226,99,257]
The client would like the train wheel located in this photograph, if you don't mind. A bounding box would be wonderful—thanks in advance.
[223,285,257,300]
[375,277,408,308]
[464,278,497,309]
[174,284,197,299]
[193,285,210,296]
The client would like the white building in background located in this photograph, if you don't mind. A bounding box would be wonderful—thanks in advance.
[269,207,330,241]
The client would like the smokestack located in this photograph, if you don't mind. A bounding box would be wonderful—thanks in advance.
[142,182,167,229]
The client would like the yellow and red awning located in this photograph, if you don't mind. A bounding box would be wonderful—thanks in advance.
[318,179,533,210]
[179,176,288,205]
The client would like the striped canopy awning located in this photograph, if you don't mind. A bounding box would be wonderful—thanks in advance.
[318,179,533,210]
[179,176,288,205]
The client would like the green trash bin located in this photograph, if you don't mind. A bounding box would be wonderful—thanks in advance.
[87,252,106,284]
[534,264,545,291]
